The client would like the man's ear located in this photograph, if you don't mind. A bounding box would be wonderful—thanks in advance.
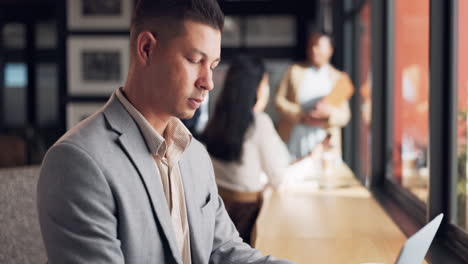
[136,32,157,66]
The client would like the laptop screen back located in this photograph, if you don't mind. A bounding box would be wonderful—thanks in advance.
[395,213,443,264]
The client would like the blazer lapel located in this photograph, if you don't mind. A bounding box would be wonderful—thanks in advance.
[103,95,182,264]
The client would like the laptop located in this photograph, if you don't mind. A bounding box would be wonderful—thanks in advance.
[394,213,444,264]
[362,214,443,264]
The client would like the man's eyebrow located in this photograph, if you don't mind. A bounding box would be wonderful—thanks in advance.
[191,48,221,63]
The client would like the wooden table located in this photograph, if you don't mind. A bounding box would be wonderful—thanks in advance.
[253,163,419,264]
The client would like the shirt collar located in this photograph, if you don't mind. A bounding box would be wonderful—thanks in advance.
[115,87,192,159]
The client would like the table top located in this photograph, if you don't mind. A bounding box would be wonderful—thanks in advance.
[253,162,422,264]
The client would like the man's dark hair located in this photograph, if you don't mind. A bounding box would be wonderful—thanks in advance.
[131,0,224,47]
[201,54,266,162]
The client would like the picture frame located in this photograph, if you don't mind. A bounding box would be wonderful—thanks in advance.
[246,16,296,47]
[222,16,242,47]
[67,102,105,129]
[67,36,129,96]
[67,0,133,30]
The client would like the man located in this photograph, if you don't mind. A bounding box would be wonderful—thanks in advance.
[37,0,295,263]
[275,32,354,160]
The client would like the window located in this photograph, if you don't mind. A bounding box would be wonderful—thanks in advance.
[4,63,27,88]
[37,64,58,126]
[2,23,26,50]
[391,0,430,203]
[359,1,372,182]
[36,22,57,50]
[455,0,468,231]
[2,63,27,126]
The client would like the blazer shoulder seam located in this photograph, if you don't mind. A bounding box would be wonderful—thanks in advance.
[54,141,106,178]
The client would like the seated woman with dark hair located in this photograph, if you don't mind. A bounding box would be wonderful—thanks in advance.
[201,55,289,245]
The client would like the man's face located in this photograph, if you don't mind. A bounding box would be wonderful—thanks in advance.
[146,20,221,120]
[307,35,333,67]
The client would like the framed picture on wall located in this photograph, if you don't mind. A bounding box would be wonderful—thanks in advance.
[67,36,129,96]
[222,16,242,47]
[67,102,105,129]
[67,0,133,30]
[246,16,296,47]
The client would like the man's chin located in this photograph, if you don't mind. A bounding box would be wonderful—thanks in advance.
[178,110,196,120]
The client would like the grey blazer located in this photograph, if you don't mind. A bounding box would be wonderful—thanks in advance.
[37,94,295,264]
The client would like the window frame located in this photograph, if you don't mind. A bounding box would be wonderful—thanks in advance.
[445,0,468,258]
[364,0,468,262]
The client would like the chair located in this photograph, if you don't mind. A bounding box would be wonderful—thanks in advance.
[0,166,47,264]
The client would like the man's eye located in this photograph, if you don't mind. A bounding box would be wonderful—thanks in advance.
[188,58,201,64]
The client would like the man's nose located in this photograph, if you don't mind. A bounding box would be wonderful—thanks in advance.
[196,66,214,91]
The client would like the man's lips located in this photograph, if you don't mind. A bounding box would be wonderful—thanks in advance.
[188,97,204,109]
[189,97,203,103]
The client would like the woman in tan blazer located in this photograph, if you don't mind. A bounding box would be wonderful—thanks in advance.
[275,33,354,159]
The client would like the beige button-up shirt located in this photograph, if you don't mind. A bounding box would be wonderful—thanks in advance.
[116,88,192,264]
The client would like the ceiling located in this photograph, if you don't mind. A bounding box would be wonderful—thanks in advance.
[0,0,56,21]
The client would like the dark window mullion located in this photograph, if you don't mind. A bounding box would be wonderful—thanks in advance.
[441,0,468,261]
[428,0,452,220]
[369,0,387,188]
[384,0,395,186]
[449,0,460,227]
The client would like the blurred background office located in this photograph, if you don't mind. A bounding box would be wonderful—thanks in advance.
[1,0,468,263]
